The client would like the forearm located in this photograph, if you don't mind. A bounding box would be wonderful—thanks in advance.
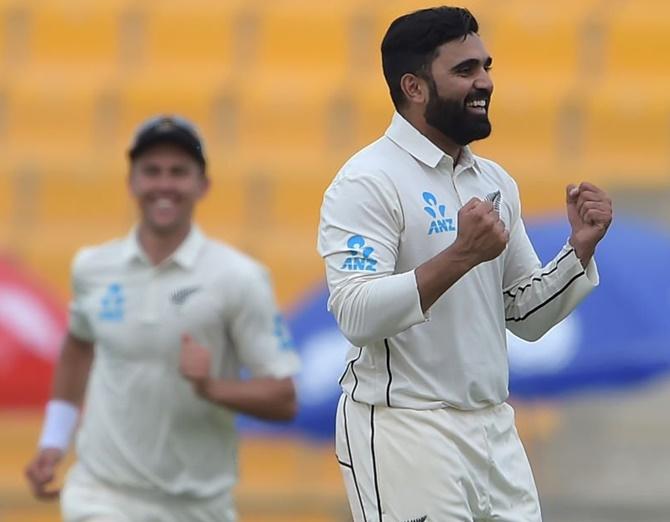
[196,377,297,421]
[38,334,93,451]
[415,243,475,312]
[504,244,599,341]
[51,334,94,406]
[328,271,426,347]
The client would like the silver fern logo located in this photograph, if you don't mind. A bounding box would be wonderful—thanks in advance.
[171,286,201,306]
[486,189,502,212]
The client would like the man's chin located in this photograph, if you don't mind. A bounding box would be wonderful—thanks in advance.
[143,219,185,236]
[457,121,492,145]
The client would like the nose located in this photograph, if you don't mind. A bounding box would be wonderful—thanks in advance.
[154,171,175,191]
[474,67,493,93]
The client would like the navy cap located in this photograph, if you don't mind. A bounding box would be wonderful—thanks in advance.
[128,115,206,168]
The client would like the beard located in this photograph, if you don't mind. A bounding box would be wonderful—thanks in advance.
[424,80,492,146]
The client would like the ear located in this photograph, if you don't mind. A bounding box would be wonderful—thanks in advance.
[400,73,428,105]
[198,173,211,199]
[127,167,138,196]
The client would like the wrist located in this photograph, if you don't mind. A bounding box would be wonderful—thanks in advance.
[445,241,477,273]
[38,400,80,452]
[193,377,211,398]
[568,235,595,267]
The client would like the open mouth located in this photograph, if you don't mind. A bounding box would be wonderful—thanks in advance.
[465,98,488,114]
[154,197,176,210]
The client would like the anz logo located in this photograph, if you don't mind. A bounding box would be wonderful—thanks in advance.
[423,191,456,235]
[273,314,295,351]
[99,283,124,322]
[341,235,377,272]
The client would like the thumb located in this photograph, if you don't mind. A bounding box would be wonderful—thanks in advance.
[181,333,193,347]
[566,184,579,203]
[462,197,482,212]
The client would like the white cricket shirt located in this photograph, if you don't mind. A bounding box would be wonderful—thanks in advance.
[68,225,300,498]
[318,112,598,411]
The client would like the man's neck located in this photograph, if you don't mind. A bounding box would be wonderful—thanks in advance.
[402,110,463,166]
[137,222,191,266]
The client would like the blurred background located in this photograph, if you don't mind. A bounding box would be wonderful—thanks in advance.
[1,0,669,521]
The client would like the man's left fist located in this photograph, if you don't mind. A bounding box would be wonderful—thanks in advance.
[179,333,212,385]
[566,182,613,263]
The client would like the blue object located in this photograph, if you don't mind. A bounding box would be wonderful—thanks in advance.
[240,216,670,439]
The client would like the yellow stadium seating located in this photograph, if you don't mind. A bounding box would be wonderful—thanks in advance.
[140,1,245,70]
[252,2,358,76]
[0,71,117,168]
[26,0,132,71]
[603,1,670,78]
[580,79,670,182]
[0,0,669,316]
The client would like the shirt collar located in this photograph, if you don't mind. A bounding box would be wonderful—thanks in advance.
[121,224,206,270]
[385,111,481,175]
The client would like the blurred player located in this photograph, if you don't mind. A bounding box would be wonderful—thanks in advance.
[25,115,300,522]
[318,7,612,522]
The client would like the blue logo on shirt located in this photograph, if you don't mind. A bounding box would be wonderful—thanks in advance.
[99,283,124,321]
[341,235,377,272]
[273,314,295,351]
[423,192,456,235]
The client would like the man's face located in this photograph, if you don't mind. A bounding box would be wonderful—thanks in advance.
[128,143,209,235]
[423,33,494,145]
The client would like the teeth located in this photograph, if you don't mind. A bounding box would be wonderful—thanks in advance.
[155,198,174,209]
[467,100,486,108]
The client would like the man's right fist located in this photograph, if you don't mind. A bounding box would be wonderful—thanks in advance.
[453,197,509,267]
[25,447,64,500]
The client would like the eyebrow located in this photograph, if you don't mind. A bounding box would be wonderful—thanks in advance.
[451,56,493,72]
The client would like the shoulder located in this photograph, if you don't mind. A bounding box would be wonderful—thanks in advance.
[473,154,520,196]
[324,137,407,205]
[71,237,126,278]
[200,238,269,282]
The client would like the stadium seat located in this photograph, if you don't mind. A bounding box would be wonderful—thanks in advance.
[603,1,670,78]
[0,71,118,169]
[233,74,351,164]
[487,1,602,81]
[253,2,358,76]
[580,80,670,183]
[140,1,246,70]
[26,0,132,72]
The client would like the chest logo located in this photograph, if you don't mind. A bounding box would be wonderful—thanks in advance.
[423,192,456,235]
[171,285,201,306]
[99,283,124,322]
[341,235,377,272]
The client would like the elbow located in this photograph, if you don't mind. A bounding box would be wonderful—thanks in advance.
[281,399,298,421]
[341,329,371,348]
[275,379,298,422]
[508,323,546,342]
[335,308,377,347]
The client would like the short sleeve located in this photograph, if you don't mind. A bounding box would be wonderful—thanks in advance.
[68,249,95,343]
[228,266,301,379]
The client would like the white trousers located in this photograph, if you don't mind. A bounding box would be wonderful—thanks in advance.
[335,394,542,522]
[61,463,236,522]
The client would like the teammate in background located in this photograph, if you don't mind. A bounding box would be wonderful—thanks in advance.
[318,7,611,522]
[25,115,300,522]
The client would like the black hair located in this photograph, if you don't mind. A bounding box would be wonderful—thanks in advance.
[381,6,479,109]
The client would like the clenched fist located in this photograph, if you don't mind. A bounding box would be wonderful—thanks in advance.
[454,197,509,268]
[179,334,212,388]
[25,447,63,500]
[566,182,613,265]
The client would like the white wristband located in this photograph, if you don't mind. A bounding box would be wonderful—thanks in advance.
[38,400,80,451]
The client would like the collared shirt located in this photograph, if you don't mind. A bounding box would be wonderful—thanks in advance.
[317,112,598,410]
[69,225,300,498]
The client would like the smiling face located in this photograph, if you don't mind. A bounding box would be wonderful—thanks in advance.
[423,33,494,145]
[128,143,209,237]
